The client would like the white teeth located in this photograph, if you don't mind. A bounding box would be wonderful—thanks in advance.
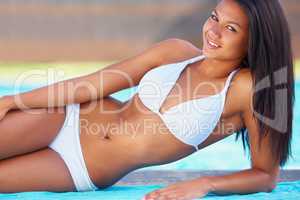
[208,40,219,48]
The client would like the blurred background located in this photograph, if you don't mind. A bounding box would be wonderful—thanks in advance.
[0,0,299,171]
[0,0,299,61]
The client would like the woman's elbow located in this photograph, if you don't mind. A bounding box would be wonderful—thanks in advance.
[266,175,278,192]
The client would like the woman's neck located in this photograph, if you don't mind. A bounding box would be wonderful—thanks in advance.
[196,57,242,79]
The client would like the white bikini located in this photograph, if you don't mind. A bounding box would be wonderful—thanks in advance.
[49,104,98,191]
[137,54,240,150]
[48,54,239,191]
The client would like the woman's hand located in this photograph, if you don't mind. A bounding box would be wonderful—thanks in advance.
[0,96,14,121]
[142,177,213,200]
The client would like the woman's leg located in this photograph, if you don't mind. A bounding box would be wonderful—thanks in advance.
[0,107,66,160]
[0,148,75,193]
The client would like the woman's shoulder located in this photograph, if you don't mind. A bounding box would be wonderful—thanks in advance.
[157,38,202,65]
[234,68,252,86]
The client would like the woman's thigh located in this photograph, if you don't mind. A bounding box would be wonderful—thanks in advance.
[0,107,66,160]
[0,148,75,193]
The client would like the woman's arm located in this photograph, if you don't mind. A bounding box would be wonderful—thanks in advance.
[142,166,278,200]
[205,70,281,195]
[204,167,278,195]
[3,38,199,111]
[203,71,279,195]
[205,103,280,195]
[3,49,158,110]
[143,124,279,200]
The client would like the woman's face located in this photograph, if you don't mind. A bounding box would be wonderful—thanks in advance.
[202,0,249,61]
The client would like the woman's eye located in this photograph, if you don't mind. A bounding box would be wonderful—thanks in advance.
[227,26,237,32]
[210,14,218,21]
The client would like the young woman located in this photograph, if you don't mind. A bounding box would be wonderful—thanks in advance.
[0,0,295,199]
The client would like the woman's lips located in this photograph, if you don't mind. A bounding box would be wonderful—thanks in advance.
[205,37,221,49]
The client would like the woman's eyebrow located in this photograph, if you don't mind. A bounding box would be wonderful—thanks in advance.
[213,9,242,28]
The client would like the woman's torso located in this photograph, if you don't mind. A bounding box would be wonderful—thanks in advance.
[78,57,248,188]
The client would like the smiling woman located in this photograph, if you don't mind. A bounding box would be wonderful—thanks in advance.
[0,0,296,200]
[202,2,249,62]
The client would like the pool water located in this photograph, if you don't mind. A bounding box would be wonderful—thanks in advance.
[0,81,299,170]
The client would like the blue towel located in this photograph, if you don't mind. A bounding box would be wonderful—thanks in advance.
[1,180,299,200]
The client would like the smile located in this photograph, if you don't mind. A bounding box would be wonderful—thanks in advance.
[206,36,221,49]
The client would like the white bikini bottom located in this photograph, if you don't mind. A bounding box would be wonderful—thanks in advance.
[49,103,98,191]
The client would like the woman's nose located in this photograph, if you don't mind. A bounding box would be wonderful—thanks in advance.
[208,26,221,39]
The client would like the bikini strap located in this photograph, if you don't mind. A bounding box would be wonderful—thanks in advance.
[222,68,240,95]
[185,54,206,64]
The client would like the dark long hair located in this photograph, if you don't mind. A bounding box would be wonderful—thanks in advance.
[234,0,295,166]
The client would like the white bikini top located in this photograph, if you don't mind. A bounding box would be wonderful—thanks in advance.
[137,54,240,151]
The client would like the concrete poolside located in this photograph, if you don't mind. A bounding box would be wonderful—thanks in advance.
[116,170,300,185]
